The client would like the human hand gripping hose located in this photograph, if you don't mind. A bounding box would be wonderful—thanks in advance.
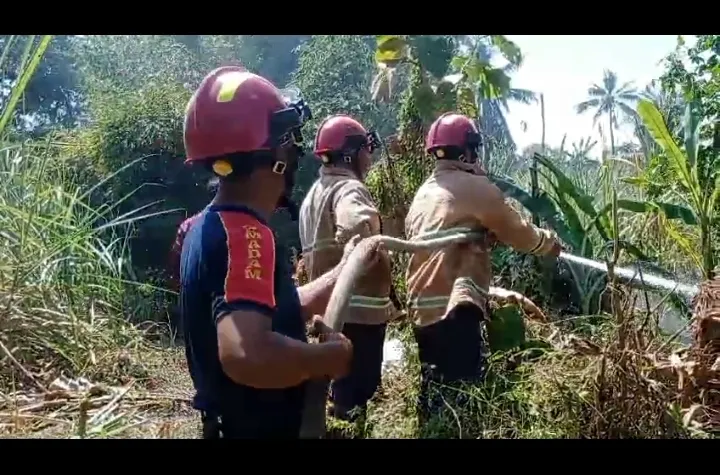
[300,229,491,439]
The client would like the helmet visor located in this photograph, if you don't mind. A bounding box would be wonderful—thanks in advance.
[466,130,482,160]
[366,130,382,154]
[270,86,313,149]
[466,130,481,149]
[343,130,382,156]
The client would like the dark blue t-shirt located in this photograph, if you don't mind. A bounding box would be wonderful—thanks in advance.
[180,204,307,438]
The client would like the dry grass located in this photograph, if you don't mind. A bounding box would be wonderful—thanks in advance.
[362,304,717,439]
[0,141,191,439]
[2,34,718,440]
[1,345,198,439]
[2,301,718,439]
[0,143,714,439]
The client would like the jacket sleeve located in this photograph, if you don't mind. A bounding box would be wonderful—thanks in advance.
[332,182,392,277]
[332,183,381,243]
[469,176,558,256]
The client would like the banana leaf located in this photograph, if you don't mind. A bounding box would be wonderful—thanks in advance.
[488,304,526,353]
[637,99,695,197]
[375,36,408,67]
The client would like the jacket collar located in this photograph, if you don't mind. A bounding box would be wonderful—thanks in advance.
[319,165,360,180]
[435,159,484,175]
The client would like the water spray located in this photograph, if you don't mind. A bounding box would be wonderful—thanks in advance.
[558,251,700,299]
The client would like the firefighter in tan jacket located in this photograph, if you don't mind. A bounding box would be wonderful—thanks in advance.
[299,115,396,422]
[405,112,561,419]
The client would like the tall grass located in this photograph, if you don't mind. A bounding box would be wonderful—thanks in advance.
[0,36,175,393]
[1,34,715,439]
[0,142,150,389]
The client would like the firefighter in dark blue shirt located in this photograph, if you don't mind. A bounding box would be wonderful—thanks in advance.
[180,66,355,439]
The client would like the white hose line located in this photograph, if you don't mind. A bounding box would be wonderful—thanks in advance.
[299,231,484,439]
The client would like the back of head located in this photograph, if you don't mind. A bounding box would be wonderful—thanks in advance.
[313,115,380,165]
[182,67,313,217]
[184,66,289,164]
[425,112,481,163]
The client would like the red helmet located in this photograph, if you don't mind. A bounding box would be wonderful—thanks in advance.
[184,66,311,163]
[313,115,381,159]
[425,112,481,156]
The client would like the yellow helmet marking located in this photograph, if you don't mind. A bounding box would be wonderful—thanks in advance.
[216,71,249,103]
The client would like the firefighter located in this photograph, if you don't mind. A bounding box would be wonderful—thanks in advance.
[180,66,358,439]
[405,112,561,423]
[169,213,200,294]
[168,180,219,333]
[299,115,397,425]
[167,212,200,335]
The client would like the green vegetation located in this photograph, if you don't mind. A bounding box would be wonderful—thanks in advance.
[0,34,718,438]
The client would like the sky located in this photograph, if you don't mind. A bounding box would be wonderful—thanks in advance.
[502,35,686,158]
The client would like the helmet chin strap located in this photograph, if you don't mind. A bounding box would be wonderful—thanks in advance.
[458,143,482,171]
[322,150,362,179]
[273,144,302,220]
[342,153,364,180]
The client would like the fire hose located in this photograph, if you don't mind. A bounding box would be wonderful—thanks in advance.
[298,230,542,438]
[297,230,702,438]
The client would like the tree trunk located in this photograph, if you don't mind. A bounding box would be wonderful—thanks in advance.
[537,94,555,306]
[531,94,543,227]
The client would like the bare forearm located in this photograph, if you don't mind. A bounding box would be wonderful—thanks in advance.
[296,263,342,322]
[222,332,341,389]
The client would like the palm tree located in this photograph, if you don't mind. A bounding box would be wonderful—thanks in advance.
[466,37,538,173]
[575,70,642,155]
[620,80,685,165]
[566,136,599,163]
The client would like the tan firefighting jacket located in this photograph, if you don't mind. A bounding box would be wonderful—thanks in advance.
[405,160,558,328]
[299,166,397,325]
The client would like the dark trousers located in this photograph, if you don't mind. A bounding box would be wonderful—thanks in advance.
[200,411,302,439]
[330,322,387,421]
[413,303,487,425]
[201,411,222,439]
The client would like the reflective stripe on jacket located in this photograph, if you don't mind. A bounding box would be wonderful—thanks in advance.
[299,167,396,325]
[405,160,558,328]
